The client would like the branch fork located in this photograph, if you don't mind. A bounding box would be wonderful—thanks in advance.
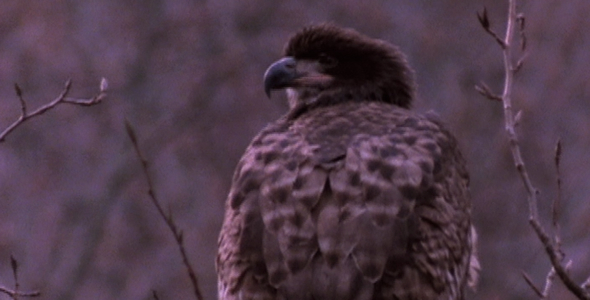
[0,256,40,299]
[125,122,204,300]
[0,78,107,142]
[477,1,590,299]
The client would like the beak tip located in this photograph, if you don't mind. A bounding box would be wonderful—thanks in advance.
[263,57,296,98]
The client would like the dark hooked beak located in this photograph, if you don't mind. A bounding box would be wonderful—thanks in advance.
[263,57,298,98]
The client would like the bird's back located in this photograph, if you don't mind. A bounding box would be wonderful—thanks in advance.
[217,101,477,300]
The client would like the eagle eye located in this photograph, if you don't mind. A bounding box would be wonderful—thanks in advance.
[318,53,338,68]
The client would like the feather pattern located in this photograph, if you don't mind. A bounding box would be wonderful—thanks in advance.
[217,24,478,300]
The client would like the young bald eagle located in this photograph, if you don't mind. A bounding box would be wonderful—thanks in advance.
[217,24,479,300]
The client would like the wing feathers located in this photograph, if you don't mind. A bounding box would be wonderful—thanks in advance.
[260,152,328,288]
[218,103,475,300]
[315,157,363,268]
[311,254,374,300]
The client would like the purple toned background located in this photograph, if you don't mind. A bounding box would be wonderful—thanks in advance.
[0,1,588,299]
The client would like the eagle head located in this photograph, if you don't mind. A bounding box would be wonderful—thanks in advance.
[263,24,416,109]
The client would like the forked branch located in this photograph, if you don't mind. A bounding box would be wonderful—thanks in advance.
[0,78,108,142]
[477,1,590,299]
[0,256,40,299]
[125,121,204,300]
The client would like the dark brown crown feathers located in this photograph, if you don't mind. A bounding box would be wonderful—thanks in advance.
[284,24,416,108]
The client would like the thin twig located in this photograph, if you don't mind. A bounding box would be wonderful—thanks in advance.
[517,13,527,51]
[477,7,506,48]
[552,139,565,261]
[522,270,544,298]
[542,267,557,298]
[152,290,160,300]
[553,140,562,229]
[0,256,40,299]
[0,287,40,299]
[512,13,528,74]
[125,121,204,300]
[475,82,502,101]
[11,255,18,300]
[513,110,522,126]
[0,78,108,142]
[499,0,540,221]
[522,266,559,299]
[530,220,589,299]
[478,1,590,299]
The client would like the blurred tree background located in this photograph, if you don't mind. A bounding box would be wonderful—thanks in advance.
[0,0,588,299]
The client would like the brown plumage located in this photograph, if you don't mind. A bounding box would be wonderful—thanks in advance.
[217,24,479,300]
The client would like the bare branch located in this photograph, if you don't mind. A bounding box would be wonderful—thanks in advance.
[517,13,527,51]
[530,220,590,299]
[0,257,40,299]
[512,13,528,74]
[552,139,566,261]
[542,267,557,298]
[125,121,204,300]
[498,0,541,220]
[0,78,107,142]
[99,77,108,93]
[10,255,19,300]
[513,53,528,73]
[477,7,506,48]
[0,287,40,299]
[514,110,522,126]
[478,0,590,298]
[10,255,18,291]
[553,139,563,229]
[522,271,544,298]
[475,82,502,101]
[14,84,27,118]
[523,266,560,299]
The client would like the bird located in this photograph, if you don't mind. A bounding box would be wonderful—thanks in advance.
[217,24,479,300]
